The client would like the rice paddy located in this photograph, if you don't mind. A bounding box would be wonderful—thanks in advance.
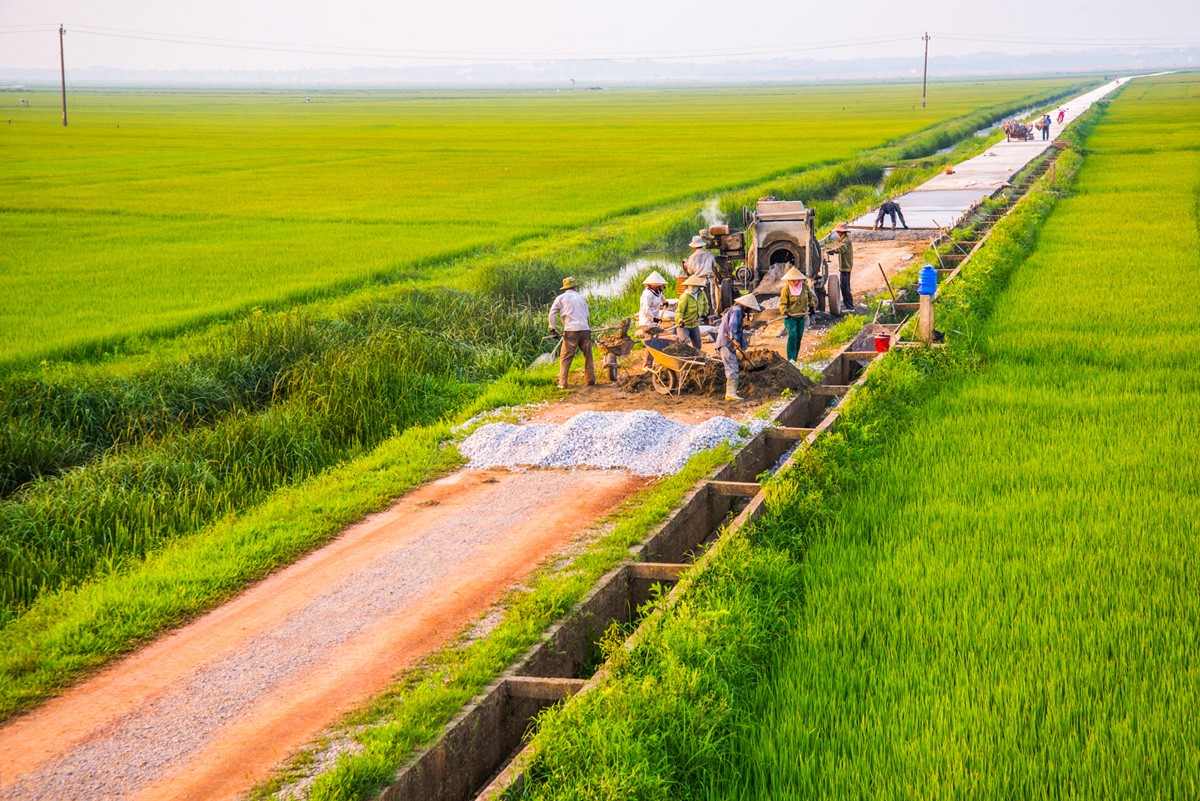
[1,79,1074,363]
[711,73,1200,799]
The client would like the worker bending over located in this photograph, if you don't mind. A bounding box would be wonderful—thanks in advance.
[716,293,761,402]
[675,274,708,350]
[779,267,816,364]
[637,270,672,367]
[826,223,854,312]
[548,277,595,389]
[874,199,908,230]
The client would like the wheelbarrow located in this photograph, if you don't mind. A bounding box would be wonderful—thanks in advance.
[543,320,635,383]
[643,337,718,396]
[595,318,635,382]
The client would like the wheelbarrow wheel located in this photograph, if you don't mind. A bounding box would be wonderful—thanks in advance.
[606,363,619,382]
[651,367,679,395]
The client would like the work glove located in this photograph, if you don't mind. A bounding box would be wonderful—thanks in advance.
[548,329,559,338]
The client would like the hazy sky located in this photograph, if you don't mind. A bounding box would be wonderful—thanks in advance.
[2,0,1198,74]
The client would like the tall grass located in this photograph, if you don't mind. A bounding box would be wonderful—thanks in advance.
[0,290,545,621]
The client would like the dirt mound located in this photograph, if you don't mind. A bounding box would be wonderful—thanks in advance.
[740,350,814,395]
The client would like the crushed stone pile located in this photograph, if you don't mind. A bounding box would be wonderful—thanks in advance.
[459,410,770,476]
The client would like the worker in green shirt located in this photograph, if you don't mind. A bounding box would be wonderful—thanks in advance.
[826,223,855,313]
[779,266,816,363]
[675,274,707,350]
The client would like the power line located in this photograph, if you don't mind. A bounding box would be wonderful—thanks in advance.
[935,32,1200,47]
[54,23,922,63]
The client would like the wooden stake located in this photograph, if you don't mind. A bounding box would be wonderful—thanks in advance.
[877,262,898,306]
[919,295,935,345]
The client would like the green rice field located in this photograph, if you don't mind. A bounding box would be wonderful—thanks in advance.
[1,80,1071,363]
[511,71,1200,800]
[711,73,1200,798]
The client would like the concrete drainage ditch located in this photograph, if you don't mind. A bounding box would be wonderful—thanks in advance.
[375,332,892,801]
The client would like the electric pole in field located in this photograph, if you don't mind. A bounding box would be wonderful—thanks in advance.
[59,24,68,127]
[921,32,931,109]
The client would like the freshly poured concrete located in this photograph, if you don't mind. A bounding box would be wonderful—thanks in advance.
[852,79,1128,232]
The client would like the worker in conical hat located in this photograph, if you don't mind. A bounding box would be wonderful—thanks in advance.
[715,292,761,402]
[548,276,594,390]
[638,270,672,367]
[675,274,707,350]
[780,266,817,364]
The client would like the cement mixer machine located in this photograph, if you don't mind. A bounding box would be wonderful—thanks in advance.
[695,198,838,313]
[744,199,840,314]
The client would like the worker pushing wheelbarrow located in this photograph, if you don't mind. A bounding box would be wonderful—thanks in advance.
[642,337,719,395]
[545,318,636,384]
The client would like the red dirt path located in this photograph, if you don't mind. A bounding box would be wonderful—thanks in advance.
[0,468,646,801]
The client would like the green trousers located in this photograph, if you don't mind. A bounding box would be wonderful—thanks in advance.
[784,316,806,362]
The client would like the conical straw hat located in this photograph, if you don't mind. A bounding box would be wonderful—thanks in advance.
[734,293,762,312]
[782,267,806,282]
[643,270,668,286]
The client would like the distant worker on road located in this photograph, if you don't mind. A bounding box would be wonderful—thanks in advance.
[684,235,717,319]
[548,277,595,390]
[715,293,761,402]
[1041,113,1052,140]
[826,223,855,312]
[1056,108,1066,124]
[675,274,708,350]
[779,267,816,364]
[874,199,908,230]
[637,270,672,367]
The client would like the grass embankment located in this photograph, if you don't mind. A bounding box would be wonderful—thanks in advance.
[0,79,1081,364]
[0,81,1089,722]
[711,72,1200,800]
[511,76,1194,799]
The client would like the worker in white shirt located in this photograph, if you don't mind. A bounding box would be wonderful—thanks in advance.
[548,277,595,389]
[637,270,672,367]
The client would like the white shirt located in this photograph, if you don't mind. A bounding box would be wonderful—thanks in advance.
[548,289,590,332]
[685,249,716,277]
[638,287,665,328]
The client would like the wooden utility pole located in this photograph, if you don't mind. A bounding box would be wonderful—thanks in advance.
[921,32,930,109]
[59,24,68,127]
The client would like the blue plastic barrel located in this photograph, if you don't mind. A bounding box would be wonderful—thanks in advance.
[917,265,938,296]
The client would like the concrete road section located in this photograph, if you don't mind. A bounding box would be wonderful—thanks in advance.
[851,78,1129,232]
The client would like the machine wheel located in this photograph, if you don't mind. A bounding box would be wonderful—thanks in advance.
[651,367,679,395]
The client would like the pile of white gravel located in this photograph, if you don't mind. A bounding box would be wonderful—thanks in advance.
[458,410,770,476]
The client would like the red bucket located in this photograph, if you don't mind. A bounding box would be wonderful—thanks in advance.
[874,334,891,353]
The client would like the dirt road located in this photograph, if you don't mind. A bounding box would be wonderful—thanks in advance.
[0,468,646,801]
